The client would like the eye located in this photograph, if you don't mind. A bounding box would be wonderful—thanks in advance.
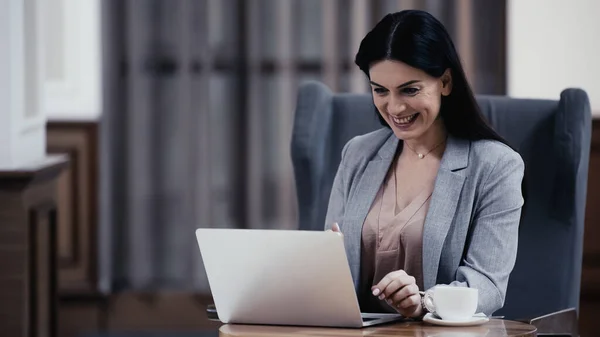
[373,87,388,95]
[402,87,419,95]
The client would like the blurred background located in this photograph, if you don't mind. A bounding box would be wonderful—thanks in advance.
[1,0,599,336]
[100,0,510,295]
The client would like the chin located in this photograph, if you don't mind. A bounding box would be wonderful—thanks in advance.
[391,131,416,142]
[389,125,424,141]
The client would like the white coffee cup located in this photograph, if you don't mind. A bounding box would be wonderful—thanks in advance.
[432,286,478,321]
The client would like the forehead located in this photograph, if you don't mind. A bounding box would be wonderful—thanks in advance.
[369,60,430,86]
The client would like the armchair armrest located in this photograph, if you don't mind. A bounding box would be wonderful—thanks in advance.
[516,308,578,336]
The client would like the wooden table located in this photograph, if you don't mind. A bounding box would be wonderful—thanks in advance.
[219,319,537,336]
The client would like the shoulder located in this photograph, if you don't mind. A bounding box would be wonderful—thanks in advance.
[341,128,393,164]
[470,139,523,165]
[468,139,524,178]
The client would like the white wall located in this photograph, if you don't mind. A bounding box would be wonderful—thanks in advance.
[508,0,600,114]
[42,0,102,120]
[0,0,46,169]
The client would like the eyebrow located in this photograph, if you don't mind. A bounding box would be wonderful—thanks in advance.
[369,80,420,89]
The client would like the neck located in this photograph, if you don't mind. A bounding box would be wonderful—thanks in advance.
[403,119,447,156]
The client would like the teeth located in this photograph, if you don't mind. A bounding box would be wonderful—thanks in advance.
[392,113,417,124]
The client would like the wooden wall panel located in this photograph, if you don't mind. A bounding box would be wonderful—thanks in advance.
[0,157,67,337]
[580,119,600,336]
[46,122,99,295]
[584,120,600,254]
[582,120,600,297]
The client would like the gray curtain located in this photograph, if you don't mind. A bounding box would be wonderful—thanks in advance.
[100,0,215,292]
[99,0,506,293]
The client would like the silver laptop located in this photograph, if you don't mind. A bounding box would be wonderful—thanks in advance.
[195,228,403,328]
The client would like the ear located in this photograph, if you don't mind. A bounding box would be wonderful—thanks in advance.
[441,69,453,96]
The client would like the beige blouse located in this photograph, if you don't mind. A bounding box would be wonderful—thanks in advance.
[359,164,435,313]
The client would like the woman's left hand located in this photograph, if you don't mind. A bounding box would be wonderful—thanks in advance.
[371,270,422,317]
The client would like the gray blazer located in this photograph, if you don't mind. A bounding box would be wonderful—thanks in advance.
[324,128,525,315]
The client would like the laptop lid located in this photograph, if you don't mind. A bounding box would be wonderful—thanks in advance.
[195,228,366,327]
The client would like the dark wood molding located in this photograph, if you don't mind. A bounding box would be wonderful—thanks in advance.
[583,253,600,268]
[581,119,600,337]
[590,119,600,151]
[0,156,67,337]
[52,148,80,269]
[47,121,99,295]
[29,204,59,337]
[0,156,70,189]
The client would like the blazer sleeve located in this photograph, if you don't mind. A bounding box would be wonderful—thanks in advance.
[445,150,525,315]
[323,138,354,231]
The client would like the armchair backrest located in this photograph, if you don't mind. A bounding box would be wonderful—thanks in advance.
[291,80,592,319]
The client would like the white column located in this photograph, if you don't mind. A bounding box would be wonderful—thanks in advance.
[42,0,102,120]
[0,0,46,169]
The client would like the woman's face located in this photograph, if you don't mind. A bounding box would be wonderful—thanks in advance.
[369,60,452,141]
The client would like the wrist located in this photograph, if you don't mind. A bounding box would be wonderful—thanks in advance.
[419,289,436,314]
[412,303,425,318]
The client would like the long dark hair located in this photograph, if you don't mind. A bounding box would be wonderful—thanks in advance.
[354,10,510,147]
[355,10,527,205]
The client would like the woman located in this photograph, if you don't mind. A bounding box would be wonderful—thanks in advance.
[324,10,525,318]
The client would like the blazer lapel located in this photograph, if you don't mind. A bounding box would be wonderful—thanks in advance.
[343,133,398,290]
[422,136,470,290]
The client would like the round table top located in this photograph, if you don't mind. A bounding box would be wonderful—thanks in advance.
[218,319,537,337]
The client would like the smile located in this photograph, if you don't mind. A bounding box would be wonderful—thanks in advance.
[391,113,419,125]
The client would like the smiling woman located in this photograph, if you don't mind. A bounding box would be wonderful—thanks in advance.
[368,61,450,150]
[325,10,525,319]
[354,10,510,153]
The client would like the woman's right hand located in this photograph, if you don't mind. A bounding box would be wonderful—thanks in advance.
[327,222,343,236]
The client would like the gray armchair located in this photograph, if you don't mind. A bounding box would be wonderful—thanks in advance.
[291,80,591,334]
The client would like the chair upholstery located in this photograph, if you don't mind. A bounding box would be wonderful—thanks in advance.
[291,80,591,320]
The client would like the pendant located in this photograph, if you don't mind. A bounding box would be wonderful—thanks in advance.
[418,153,424,159]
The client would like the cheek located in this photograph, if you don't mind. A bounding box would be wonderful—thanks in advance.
[373,97,388,115]
[411,96,441,119]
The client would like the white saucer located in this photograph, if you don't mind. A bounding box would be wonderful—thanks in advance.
[423,313,490,326]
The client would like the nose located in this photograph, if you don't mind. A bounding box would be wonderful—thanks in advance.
[388,96,407,116]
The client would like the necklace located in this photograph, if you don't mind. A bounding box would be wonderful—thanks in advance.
[404,137,447,159]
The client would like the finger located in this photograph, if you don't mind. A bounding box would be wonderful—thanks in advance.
[382,277,413,300]
[397,293,421,309]
[371,273,397,297]
[327,223,343,236]
[377,270,415,299]
[372,271,410,298]
[390,283,419,304]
